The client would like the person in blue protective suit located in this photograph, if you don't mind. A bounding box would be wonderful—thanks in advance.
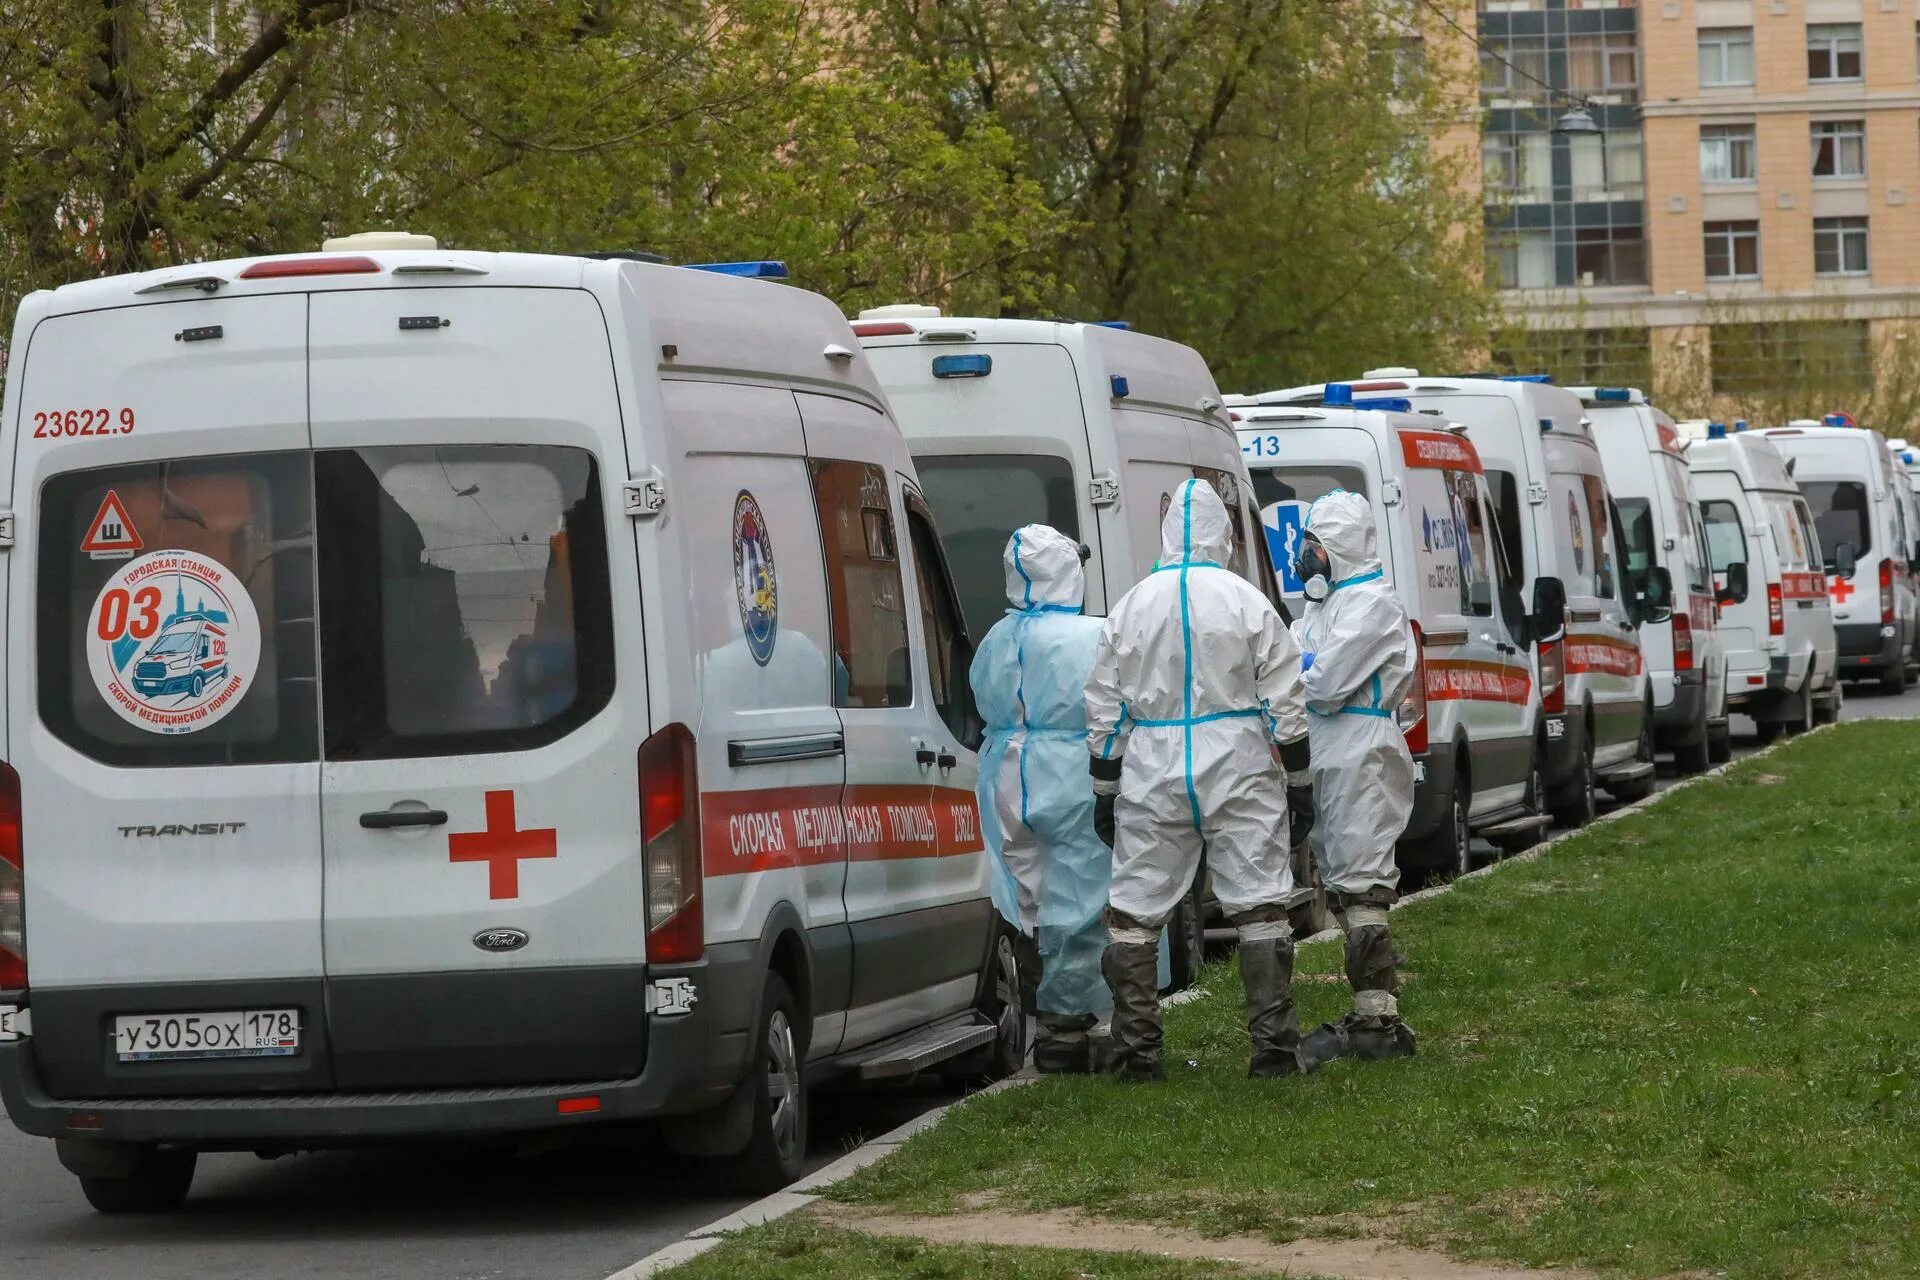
[1086,479,1316,1082]
[971,524,1112,1074]
[1289,489,1420,1066]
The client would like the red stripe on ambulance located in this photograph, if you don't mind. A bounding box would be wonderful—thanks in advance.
[1424,658,1531,705]
[1398,430,1482,474]
[1781,571,1826,600]
[1563,632,1643,677]
[701,783,983,878]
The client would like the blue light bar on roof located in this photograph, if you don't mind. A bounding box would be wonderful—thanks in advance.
[1090,320,1131,330]
[1110,375,1130,399]
[1323,382,1355,406]
[1355,397,1412,413]
[1592,387,1631,402]
[1734,419,1749,432]
[932,353,992,379]
[1539,417,1554,432]
[1822,413,1849,427]
[683,260,789,279]
[1707,422,1728,439]
[1504,374,1554,384]
[1904,450,1915,464]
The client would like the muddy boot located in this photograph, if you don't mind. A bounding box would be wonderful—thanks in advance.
[1346,1014,1416,1060]
[1032,1012,1097,1075]
[1101,939,1166,1083]
[1238,927,1305,1078]
[1344,909,1414,1062]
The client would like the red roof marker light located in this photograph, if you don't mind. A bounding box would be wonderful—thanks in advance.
[239,256,382,280]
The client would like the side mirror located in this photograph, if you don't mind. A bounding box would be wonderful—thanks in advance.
[1832,540,1857,580]
[1642,565,1674,624]
[1530,576,1567,641]
[1468,580,1493,614]
[1717,561,1750,606]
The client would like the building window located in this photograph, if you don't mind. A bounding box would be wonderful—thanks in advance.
[1810,120,1866,179]
[1704,220,1760,280]
[1481,132,1552,203]
[1568,128,1644,200]
[1487,229,1556,289]
[1807,24,1863,83]
[1567,31,1640,102]
[1480,35,1550,103]
[1813,217,1870,276]
[1491,327,1654,392]
[1698,28,1755,87]
[1712,321,1871,395]
[1573,226,1648,286]
[1701,123,1757,183]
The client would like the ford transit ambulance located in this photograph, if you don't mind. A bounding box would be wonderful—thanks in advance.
[1760,424,1916,692]
[0,237,1024,1212]
[851,309,1312,969]
[1259,374,1655,827]
[1232,393,1548,876]
[1685,427,1840,737]
[1574,387,1730,773]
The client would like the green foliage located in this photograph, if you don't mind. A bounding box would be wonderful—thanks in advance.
[0,0,1059,341]
[849,0,1497,389]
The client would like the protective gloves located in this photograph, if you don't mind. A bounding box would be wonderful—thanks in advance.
[1286,785,1316,848]
[1090,754,1122,850]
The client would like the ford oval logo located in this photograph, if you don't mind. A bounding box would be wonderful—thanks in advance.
[473,928,529,953]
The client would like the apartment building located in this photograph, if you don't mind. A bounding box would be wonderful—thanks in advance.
[1479,0,1920,415]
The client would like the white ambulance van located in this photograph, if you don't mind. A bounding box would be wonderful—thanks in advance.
[1260,373,1654,828]
[0,238,1022,1212]
[1231,393,1549,876]
[1685,426,1840,737]
[851,309,1310,964]
[1760,424,1916,692]
[1573,387,1730,773]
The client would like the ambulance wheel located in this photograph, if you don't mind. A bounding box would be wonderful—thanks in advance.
[1707,720,1733,764]
[1879,659,1908,696]
[1754,718,1784,745]
[948,925,1030,1084]
[1420,763,1473,876]
[1549,733,1596,828]
[1785,677,1814,735]
[79,1147,196,1214]
[1672,717,1711,776]
[1814,683,1841,725]
[711,973,807,1195]
[189,672,205,699]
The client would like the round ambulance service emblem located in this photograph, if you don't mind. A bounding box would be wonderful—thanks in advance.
[86,549,261,735]
[733,491,779,666]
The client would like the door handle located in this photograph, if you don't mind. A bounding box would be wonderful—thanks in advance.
[937,750,958,771]
[915,746,937,768]
[359,806,449,830]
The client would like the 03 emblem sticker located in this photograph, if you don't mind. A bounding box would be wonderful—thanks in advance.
[733,490,779,666]
[86,550,259,735]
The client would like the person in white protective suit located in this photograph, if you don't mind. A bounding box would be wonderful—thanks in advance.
[970,525,1113,1074]
[1289,490,1420,1066]
[1086,479,1317,1082]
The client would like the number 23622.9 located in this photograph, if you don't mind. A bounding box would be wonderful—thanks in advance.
[32,408,136,439]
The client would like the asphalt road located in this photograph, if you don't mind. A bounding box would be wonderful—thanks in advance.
[4,682,1916,1280]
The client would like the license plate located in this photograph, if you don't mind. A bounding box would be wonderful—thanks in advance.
[113,1009,301,1062]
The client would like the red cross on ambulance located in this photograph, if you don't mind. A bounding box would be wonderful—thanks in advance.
[448,790,556,900]
[1830,577,1855,604]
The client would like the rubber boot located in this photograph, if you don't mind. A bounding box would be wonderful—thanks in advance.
[1347,1016,1417,1060]
[1032,1012,1096,1075]
[1345,920,1415,1062]
[1101,942,1166,1083]
[1240,936,1307,1078]
[1298,1018,1352,1071]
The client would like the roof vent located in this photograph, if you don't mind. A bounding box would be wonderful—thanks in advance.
[858,304,944,320]
[322,231,438,252]
[1361,366,1420,379]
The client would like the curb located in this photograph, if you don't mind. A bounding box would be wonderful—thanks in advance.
[606,726,1822,1279]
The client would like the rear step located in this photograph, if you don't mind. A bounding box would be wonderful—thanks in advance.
[1598,760,1655,785]
[1478,813,1553,839]
[840,1015,997,1081]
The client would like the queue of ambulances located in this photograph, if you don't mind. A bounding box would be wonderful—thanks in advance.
[1684,426,1840,738]
[1573,388,1730,773]
[0,236,1026,1212]
[1229,389,1549,876]
[1259,372,1655,827]
[1760,423,1917,693]
[849,308,1315,968]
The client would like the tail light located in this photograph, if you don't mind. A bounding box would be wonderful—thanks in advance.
[639,724,702,964]
[1539,637,1566,714]
[0,763,23,991]
[1398,620,1429,755]
[1881,558,1895,623]
[1672,610,1694,672]
[237,255,381,279]
[1767,582,1784,636]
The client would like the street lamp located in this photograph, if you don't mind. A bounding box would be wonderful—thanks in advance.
[1552,104,1601,135]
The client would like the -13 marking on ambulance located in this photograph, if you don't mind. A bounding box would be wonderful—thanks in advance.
[32,408,136,439]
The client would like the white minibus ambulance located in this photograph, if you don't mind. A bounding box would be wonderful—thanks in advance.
[1259,373,1655,828]
[1760,424,1916,692]
[1685,427,1841,736]
[0,237,1022,1211]
[1232,393,1549,876]
[851,309,1314,964]
[1574,387,1730,772]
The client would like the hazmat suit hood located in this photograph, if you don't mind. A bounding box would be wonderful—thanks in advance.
[1004,524,1085,612]
[1305,490,1381,584]
[1160,478,1235,568]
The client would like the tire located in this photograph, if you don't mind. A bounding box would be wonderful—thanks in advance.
[1880,659,1908,697]
[189,673,205,699]
[1419,758,1473,877]
[948,925,1030,1084]
[1287,838,1336,939]
[710,973,807,1196]
[1493,746,1547,855]
[1814,682,1841,726]
[1672,717,1711,776]
[1754,718,1784,745]
[1605,710,1656,802]
[1164,872,1207,992]
[79,1147,196,1214]
[1706,720,1733,764]
[1549,728,1596,828]
[1785,676,1814,735]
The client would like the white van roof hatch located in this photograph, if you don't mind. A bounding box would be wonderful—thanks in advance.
[1688,432,1797,491]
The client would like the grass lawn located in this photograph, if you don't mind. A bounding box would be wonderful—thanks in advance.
[800,722,1920,1278]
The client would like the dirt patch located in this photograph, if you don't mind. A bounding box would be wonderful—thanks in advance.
[1749,772,1787,786]
[811,1202,1595,1280]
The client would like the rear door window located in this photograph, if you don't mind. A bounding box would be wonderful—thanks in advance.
[1799,480,1870,563]
[37,454,318,767]
[811,459,913,709]
[914,453,1079,641]
[1701,499,1747,576]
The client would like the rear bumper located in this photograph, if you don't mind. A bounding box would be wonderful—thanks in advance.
[0,959,744,1148]
[1398,749,1450,844]
[1836,621,1901,673]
